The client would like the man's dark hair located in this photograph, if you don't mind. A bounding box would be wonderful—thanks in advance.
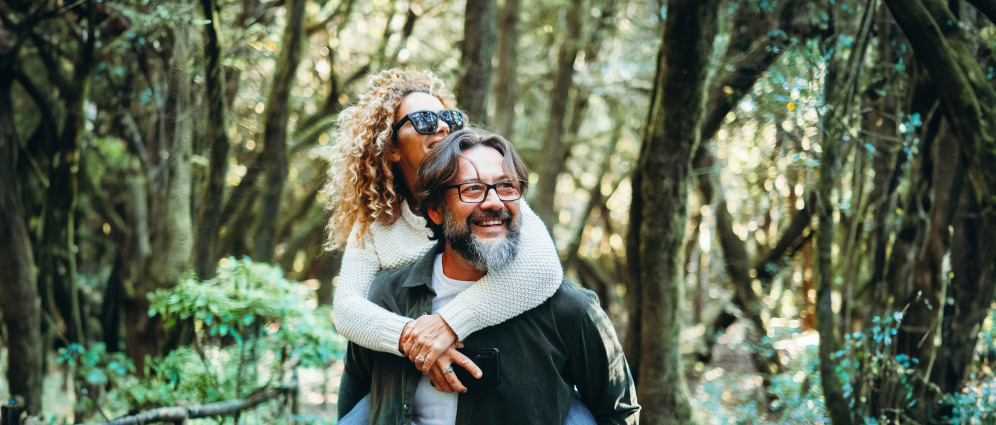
[416,128,529,240]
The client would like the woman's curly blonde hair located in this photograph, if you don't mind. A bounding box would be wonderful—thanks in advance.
[324,68,457,248]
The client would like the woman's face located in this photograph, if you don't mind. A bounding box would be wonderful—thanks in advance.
[391,92,453,193]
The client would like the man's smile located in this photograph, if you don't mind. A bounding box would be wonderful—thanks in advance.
[473,219,506,228]
[468,211,511,235]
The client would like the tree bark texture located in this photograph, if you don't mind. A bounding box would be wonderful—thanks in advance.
[122,23,196,372]
[814,107,852,425]
[194,0,232,279]
[36,0,97,346]
[882,0,996,420]
[863,5,904,316]
[153,24,195,297]
[0,68,44,416]
[815,3,876,423]
[492,0,519,138]
[80,385,293,425]
[875,117,956,420]
[563,116,623,272]
[532,1,581,229]
[254,0,307,262]
[627,0,719,423]
[458,0,497,126]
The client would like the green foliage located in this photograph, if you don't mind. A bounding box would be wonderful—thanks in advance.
[60,258,345,420]
[832,307,996,424]
[940,311,996,424]
[832,310,921,422]
[693,330,830,424]
[767,344,828,423]
[57,342,140,415]
[148,256,346,373]
[942,379,996,425]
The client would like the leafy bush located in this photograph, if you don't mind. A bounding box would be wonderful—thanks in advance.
[832,305,996,424]
[60,258,346,421]
[940,310,996,424]
[147,258,345,399]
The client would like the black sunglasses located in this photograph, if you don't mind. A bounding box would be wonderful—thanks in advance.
[392,110,465,135]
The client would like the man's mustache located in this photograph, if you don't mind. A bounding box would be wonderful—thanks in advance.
[467,209,512,223]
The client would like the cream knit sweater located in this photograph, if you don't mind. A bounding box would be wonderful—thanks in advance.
[332,201,562,355]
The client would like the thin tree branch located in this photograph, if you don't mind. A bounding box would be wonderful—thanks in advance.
[753,190,818,283]
[79,384,296,425]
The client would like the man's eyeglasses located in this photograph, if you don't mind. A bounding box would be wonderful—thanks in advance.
[443,180,525,203]
[392,110,465,135]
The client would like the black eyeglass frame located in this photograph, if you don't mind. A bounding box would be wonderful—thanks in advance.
[442,180,526,203]
[392,109,465,135]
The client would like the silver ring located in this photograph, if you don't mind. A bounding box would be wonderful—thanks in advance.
[415,355,426,364]
[443,365,454,374]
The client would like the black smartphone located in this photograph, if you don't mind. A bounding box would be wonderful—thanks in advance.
[454,347,500,388]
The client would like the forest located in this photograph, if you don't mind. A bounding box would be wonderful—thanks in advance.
[2,0,996,423]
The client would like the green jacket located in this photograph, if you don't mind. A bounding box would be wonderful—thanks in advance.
[337,243,640,424]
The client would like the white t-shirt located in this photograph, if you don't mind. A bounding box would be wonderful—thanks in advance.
[412,254,475,425]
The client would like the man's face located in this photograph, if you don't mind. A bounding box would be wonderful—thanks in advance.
[434,146,521,271]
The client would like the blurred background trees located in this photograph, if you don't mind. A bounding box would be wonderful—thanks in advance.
[2,0,996,423]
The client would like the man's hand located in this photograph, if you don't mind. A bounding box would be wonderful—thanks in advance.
[402,314,458,374]
[398,320,416,353]
[427,346,483,393]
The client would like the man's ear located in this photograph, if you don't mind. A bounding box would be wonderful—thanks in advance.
[426,202,443,226]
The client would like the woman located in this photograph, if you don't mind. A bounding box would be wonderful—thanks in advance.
[326,69,593,423]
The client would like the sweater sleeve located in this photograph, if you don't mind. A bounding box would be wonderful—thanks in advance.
[332,227,411,355]
[436,201,563,339]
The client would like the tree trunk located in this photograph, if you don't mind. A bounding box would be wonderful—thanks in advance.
[193,0,232,279]
[254,0,307,262]
[939,172,985,398]
[863,5,904,318]
[37,0,97,347]
[882,0,996,420]
[126,23,196,370]
[0,65,44,417]
[814,108,852,425]
[152,24,195,297]
[695,144,783,403]
[563,115,622,272]
[315,249,343,307]
[457,0,496,125]
[553,0,618,218]
[815,3,876,423]
[120,159,153,367]
[626,0,719,423]
[532,2,581,229]
[492,0,519,138]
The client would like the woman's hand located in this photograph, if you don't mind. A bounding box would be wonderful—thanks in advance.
[398,320,416,353]
[402,314,458,374]
[427,346,482,393]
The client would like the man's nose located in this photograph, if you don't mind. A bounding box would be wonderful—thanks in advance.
[478,186,503,210]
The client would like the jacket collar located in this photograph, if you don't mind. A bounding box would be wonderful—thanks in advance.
[401,240,445,289]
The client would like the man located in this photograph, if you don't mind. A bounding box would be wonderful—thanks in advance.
[337,129,639,424]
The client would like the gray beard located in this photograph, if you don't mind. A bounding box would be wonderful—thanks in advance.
[442,208,521,271]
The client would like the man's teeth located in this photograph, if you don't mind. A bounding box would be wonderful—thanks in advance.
[477,220,503,226]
